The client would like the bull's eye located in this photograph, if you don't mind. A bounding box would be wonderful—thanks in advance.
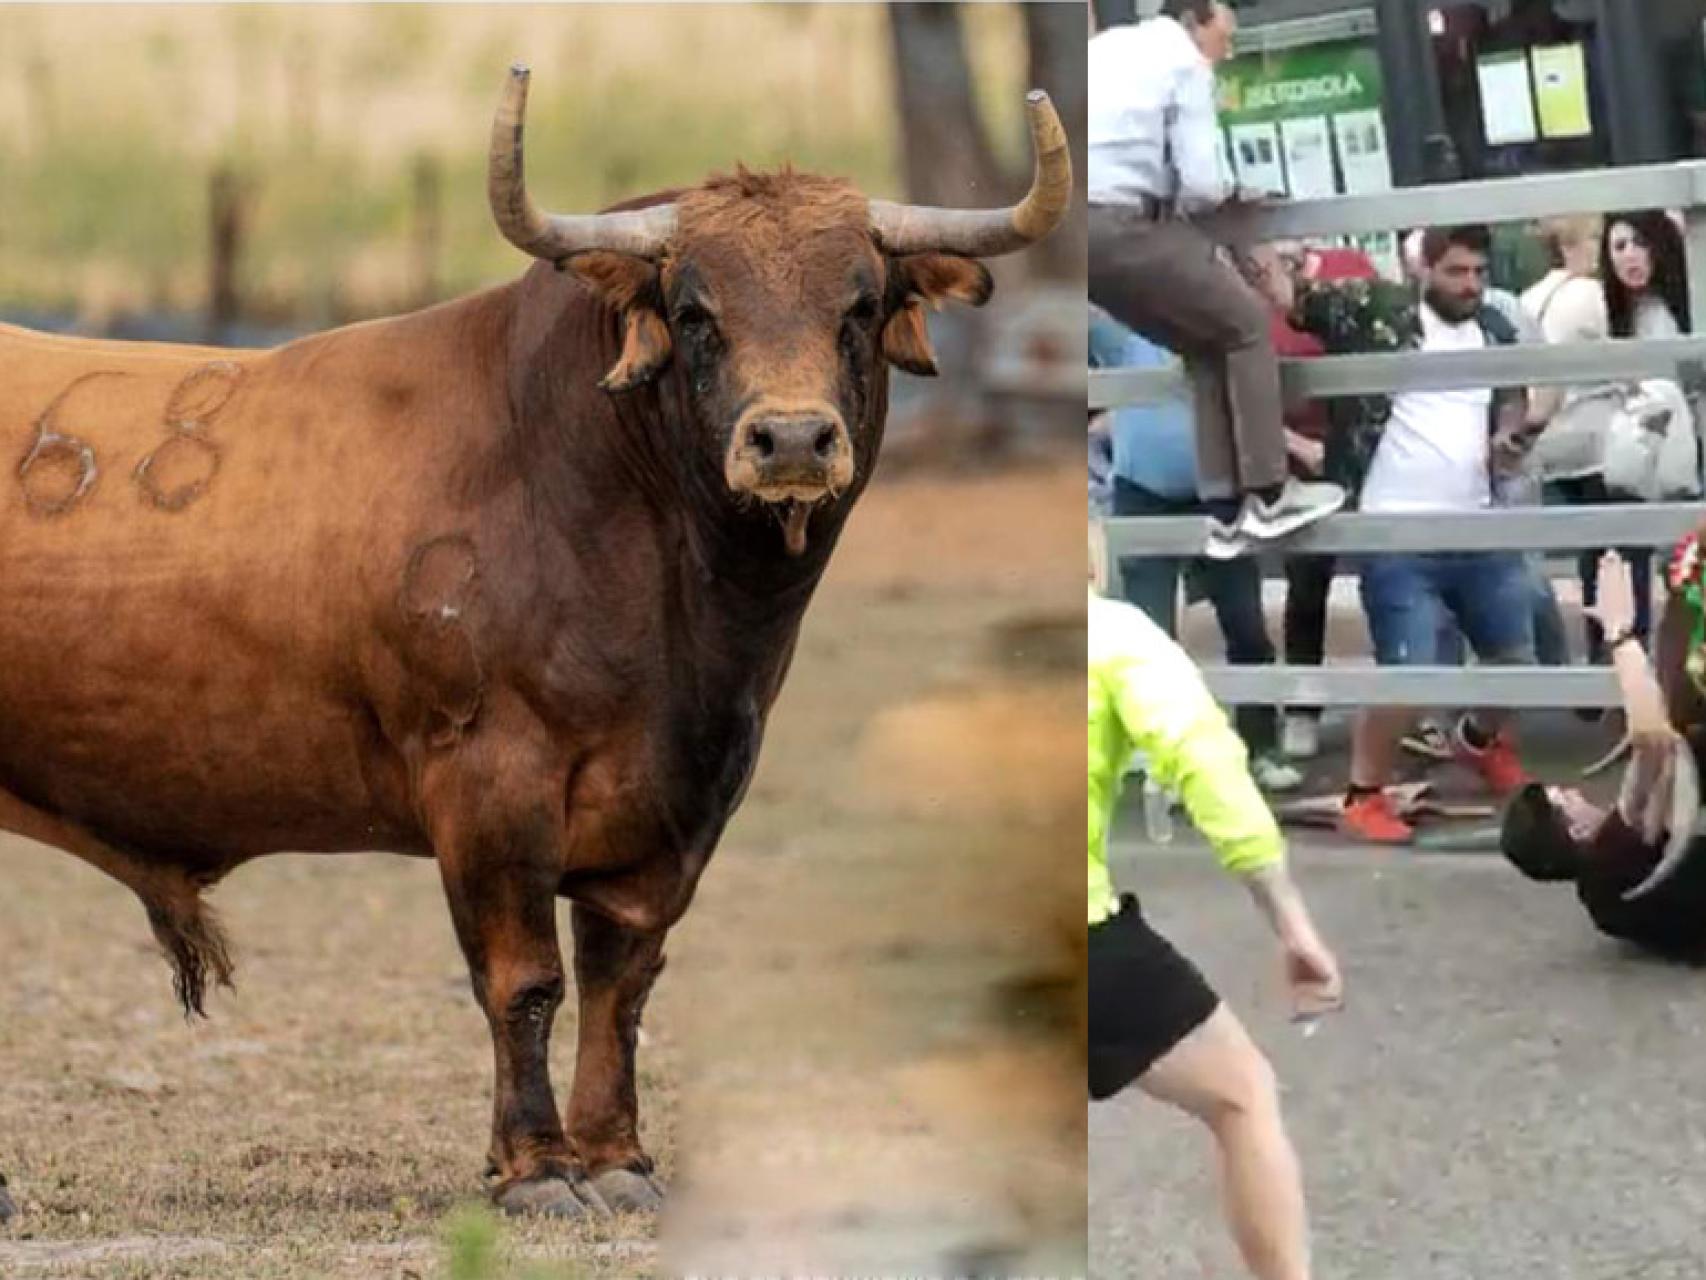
[844,296,880,328]
[674,302,719,343]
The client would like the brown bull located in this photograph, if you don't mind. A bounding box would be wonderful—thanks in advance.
[0,67,1069,1219]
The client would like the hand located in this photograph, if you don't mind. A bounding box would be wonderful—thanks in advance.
[1281,932,1343,1020]
[1584,551,1638,638]
[1491,421,1536,476]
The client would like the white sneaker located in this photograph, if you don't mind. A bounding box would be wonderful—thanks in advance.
[1202,512,1251,561]
[1239,478,1345,542]
[1281,713,1320,760]
[1251,752,1304,793]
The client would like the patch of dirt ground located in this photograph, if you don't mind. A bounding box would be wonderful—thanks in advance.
[0,460,1086,1278]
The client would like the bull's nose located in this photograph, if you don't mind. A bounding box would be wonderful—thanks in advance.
[730,412,854,498]
[746,415,845,472]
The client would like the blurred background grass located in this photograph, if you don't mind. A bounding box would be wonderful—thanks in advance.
[0,3,1028,328]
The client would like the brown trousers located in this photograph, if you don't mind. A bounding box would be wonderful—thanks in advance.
[1089,204,1288,500]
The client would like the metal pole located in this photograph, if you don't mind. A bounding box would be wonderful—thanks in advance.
[1594,0,1672,166]
[1091,0,1137,31]
[1373,0,1453,186]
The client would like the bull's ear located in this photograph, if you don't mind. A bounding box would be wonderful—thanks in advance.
[565,251,673,392]
[881,253,994,376]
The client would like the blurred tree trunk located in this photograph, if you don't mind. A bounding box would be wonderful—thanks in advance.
[884,3,1085,466]
[883,3,1002,465]
[1022,2,1088,281]
[886,4,1005,209]
[206,165,247,344]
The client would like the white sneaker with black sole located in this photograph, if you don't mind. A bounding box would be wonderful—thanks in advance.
[1239,478,1346,542]
[1203,511,1250,561]
[1202,478,1344,560]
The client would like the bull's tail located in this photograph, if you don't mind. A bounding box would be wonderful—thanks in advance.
[145,894,235,1019]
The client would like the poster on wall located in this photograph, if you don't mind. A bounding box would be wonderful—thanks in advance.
[1476,49,1539,145]
[1229,122,1287,196]
[1216,39,1402,279]
[1280,116,1336,199]
[1217,38,1387,197]
[1530,43,1592,139]
[1331,108,1392,194]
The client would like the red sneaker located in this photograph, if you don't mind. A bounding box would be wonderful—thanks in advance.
[1453,721,1529,796]
[1339,790,1414,844]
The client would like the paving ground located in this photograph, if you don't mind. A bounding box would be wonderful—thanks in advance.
[1092,585,1706,1279]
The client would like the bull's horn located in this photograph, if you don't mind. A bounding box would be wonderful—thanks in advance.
[1581,734,1630,779]
[488,64,676,261]
[868,89,1072,258]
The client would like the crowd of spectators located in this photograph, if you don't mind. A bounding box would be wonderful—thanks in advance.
[1091,211,1701,839]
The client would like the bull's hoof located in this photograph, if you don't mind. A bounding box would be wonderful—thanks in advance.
[588,1166,665,1213]
[493,1174,609,1219]
[0,1174,16,1226]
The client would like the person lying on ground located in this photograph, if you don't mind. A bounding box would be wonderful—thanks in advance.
[1501,545,1706,959]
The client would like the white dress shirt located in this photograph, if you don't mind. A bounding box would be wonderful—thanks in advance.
[1359,304,1495,514]
[1088,17,1230,213]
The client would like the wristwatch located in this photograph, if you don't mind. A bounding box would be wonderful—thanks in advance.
[1607,626,1640,653]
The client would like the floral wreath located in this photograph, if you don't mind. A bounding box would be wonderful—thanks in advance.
[1667,531,1706,693]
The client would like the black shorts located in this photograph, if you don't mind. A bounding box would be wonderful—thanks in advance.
[1089,894,1221,1101]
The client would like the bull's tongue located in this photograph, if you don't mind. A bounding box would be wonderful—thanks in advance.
[783,502,810,556]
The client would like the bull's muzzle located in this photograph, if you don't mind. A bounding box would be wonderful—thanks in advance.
[725,409,854,502]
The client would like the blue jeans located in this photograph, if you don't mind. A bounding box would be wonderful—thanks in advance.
[1114,478,1280,756]
[1360,552,1535,666]
[1435,558,1569,668]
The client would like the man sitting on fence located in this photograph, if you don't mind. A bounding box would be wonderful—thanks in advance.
[1317,225,1537,844]
[1501,546,1706,958]
[1089,0,1344,561]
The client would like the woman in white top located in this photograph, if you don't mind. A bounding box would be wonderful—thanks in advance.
[1524,214,1610,479]
[1528,213,1692,673]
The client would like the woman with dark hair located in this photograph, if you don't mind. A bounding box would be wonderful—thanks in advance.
[1602,210,1691,339]
[1501,538,1706,958]
[1542,212,1693,679]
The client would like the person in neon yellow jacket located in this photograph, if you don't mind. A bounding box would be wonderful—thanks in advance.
[1090,581,1343,1280]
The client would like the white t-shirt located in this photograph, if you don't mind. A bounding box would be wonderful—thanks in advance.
[1359,304,1493,514]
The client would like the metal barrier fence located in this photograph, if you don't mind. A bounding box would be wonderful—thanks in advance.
[1092,161,1706,709]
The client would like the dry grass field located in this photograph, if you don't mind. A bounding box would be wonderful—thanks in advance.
[0,4,1029,322]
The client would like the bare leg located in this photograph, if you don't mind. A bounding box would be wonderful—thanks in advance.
[1350,706,1410,788]
[1140,1006,1311,1280]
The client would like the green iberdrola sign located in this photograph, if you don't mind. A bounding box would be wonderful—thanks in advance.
[1216,41,1384,125]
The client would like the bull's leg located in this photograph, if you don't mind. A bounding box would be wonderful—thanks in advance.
[425,765,601,1218]
[566,903,668,1212]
